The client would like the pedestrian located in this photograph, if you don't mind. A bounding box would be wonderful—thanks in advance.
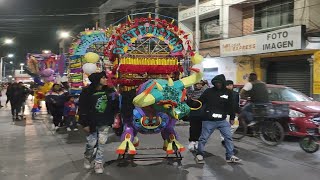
[5,82,12,108]
[196,74,241,163]
[220,80,240,155]
[64,95,79,132]
[18,82,30,117]
[187,80,208,151]
[46,84,66,130]
[7,83,24,120]
[0,83,4,108]
[78,71,119,174]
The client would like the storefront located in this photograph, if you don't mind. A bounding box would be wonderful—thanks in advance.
[202,56,237,85]
[220,25,320,97]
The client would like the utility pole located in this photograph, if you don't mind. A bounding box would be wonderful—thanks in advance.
[195,0,200,52]
[155,0,159,19]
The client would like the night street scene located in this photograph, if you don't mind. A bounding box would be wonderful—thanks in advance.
[0,0,320,179]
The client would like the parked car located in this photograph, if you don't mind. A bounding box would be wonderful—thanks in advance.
[234,84,320,137]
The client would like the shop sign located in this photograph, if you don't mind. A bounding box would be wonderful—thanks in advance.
[313,51,320,94]
[179,1,218,21]
[220,26,305,57]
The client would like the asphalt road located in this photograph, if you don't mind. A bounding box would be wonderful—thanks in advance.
[0,99,319,180]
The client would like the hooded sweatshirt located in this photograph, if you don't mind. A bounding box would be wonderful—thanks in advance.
[198,74,235,121]
[78,72,119,132]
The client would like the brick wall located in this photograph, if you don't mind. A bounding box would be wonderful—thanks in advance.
[242,6,254,35]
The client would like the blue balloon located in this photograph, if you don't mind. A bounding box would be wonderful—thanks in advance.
[34,77,44,86]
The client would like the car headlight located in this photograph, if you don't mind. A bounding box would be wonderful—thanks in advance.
[289,109,306,118]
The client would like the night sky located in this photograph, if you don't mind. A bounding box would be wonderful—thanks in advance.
[0,0,106,65]
[0,0,192,66]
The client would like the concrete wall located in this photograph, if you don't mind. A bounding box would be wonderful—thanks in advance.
[308,0,320,32]
[228,5,243,37]
[242,5,254,35]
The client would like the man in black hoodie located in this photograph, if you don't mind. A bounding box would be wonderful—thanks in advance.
[78,72,119,174]
[196,74,241,163]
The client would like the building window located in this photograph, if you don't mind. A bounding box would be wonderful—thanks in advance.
[200,15,220,40]
[254,0,294,31]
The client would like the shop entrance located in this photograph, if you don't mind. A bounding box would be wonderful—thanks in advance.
[265,56,310,96]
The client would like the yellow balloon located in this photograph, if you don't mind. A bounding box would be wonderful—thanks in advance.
[191,53,204,64]
[39,82,53,94]
[84,52,100,63]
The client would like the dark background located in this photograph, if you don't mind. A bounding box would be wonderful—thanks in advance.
[0,0,193,66]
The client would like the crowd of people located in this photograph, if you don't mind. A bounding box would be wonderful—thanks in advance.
[2,72,267,174]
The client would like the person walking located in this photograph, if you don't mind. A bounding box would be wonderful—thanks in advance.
[187,80,208,151]
[46,84,67,130]
[78,71,119,174]
[196,74,241,164]
[5,82,12,108]
[7,83,24,120]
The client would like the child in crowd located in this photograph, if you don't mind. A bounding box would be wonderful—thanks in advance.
[64,95,78,132]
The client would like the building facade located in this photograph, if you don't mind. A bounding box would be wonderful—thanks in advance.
[179,0,320,98]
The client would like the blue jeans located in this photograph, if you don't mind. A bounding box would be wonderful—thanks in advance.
[84,126,110,163]
[66,116,77,129]
[198,120,234,159]
[240,103,253,123]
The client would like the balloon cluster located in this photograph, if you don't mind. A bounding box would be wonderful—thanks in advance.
[82,52,99,75]
[41,68,55,82]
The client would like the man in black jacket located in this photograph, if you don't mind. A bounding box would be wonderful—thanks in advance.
[196,74,241,163]
[78,72,119,174]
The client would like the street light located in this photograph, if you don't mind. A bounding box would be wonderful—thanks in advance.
[43,50,51,54]
[7,54,14,58]
[4,38,14,45]
[60,31,70,39]
[9,61,13,64]
[0,53,14,80]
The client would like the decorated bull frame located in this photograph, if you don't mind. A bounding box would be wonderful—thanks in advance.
[104,14,204,157]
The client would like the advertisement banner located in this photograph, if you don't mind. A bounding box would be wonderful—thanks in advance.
[220,26,305,57]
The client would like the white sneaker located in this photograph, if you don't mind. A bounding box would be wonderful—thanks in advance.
[188,141,196,151]
[94,162,104,174]
[67,127,72,132]
[84,158,91,169]
[226,155,242,163]
[73,128,78,131]
[54,126,59,131]
[247,121,257,127]
[195,154,204,164]
[195,141,199,150]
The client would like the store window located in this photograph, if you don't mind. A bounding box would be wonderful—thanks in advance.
[200,15,220,40]
[254,0,294,31]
